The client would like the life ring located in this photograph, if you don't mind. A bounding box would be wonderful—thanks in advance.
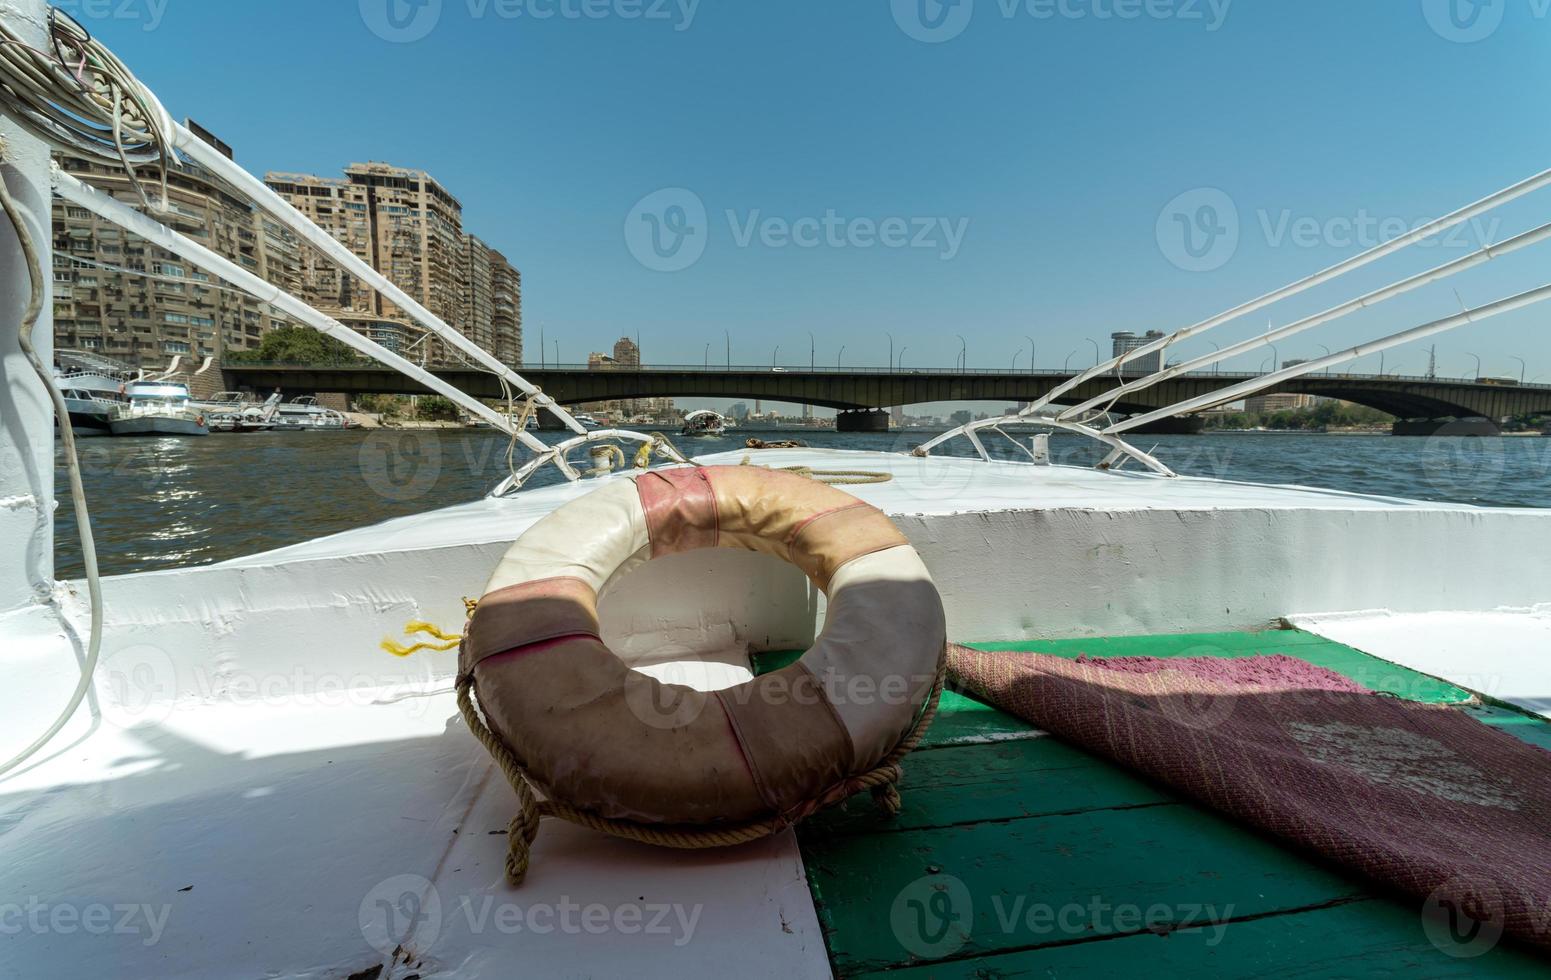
[460,466,947,830]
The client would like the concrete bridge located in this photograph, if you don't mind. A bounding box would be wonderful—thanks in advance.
[223,363,1551,433]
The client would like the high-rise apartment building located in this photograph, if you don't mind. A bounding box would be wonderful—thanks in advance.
[52,149,523,392]
[265,162,522,365]
[458,234,495,355]
[489,251,522,366]
[1111,330,1167,373]
[51,147,300,391]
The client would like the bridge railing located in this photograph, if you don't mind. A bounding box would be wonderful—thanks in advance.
[221,362,1551,389]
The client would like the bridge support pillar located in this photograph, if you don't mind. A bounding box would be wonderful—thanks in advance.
[836,409,890,433]
[536,411,572,431]
[1392,418,1501,437]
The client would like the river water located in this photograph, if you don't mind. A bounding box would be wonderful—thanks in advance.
[53,429,1551,579]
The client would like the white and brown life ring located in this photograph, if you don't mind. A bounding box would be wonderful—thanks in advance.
[459,465,946,869]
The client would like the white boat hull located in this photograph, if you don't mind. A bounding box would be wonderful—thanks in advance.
[7,448,1551,979]
[108,415,210,437]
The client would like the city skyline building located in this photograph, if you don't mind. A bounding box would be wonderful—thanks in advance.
[265,161,522,366]
[1111,330,1167,374]
[581,337,674,420]
[51,140,300,395]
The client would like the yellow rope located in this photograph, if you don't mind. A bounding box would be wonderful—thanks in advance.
[459,648,947,885]
[381,620,463,657]
[381,603,478,657]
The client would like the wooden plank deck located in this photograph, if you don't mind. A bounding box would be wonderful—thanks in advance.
[793,630,1551,977]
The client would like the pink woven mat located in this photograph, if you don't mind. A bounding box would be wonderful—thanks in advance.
[948,644,1551,953]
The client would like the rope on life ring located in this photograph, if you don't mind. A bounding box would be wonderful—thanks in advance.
[457,654,946,885]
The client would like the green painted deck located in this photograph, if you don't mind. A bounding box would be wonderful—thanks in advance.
[787,630,1551,977]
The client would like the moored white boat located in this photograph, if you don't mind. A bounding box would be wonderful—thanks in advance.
[107,379,209,437]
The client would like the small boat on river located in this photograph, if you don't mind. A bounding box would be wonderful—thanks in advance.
[108,379,209,437]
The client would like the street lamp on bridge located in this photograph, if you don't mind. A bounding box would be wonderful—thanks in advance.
[886,332,895,371]
[1026,336,1036,375]
[704,343,710,369]
[956,335,967,372]
[837,345,846,369]
[773,346,781,369]
[1064,350,1076,373]
[725,330,731,369]
[899,347,909,369]
[1087,338,1101,367]
[809,331,816,371]
[1467,351,1481,380]
[1511,355,1527,384]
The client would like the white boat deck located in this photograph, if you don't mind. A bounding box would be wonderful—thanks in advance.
[1294,606,1551,720]
[4,449,1550,978]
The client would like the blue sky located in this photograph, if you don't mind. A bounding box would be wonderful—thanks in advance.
[77,0,1551,398]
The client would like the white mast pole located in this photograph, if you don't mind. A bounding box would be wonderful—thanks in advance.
[0,0,54,614]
